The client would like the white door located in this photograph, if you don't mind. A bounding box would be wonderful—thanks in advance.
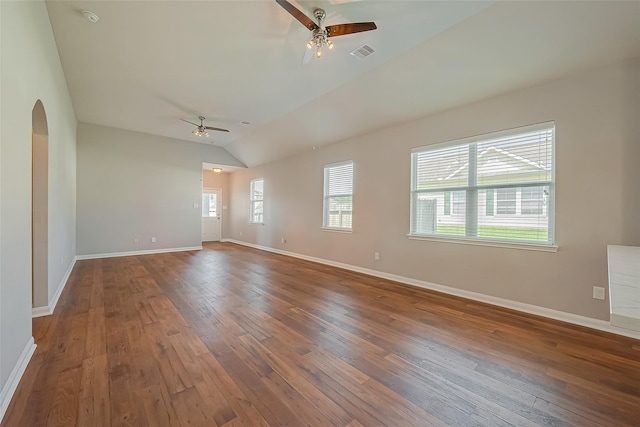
[202,188,221,242]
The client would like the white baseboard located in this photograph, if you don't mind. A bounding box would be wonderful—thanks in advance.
[0,337,36,423]
[223,239,640,341]
[75,246,202,261]
[611,313,640,333]
[32,256,77,318]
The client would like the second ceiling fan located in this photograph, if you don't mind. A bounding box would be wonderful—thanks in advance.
[181,116,229,138]
[275,0,377,64]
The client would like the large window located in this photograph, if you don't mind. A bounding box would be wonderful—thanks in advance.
[323,161,353,230]
[410,123,554,245]
[249,178,264,224]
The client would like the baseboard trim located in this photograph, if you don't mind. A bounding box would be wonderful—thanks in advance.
[0,337,36,423]
[32,256,77,318]
[76,246,202,261]
[223,239,640,341]
[611,313,640,333]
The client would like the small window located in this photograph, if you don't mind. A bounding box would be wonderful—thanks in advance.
[496,188,517,215]
[410,122,554,245]
[323,161,353,230]
[202,193,218,217]
[452,190,466,215]
[249,179,264,224]
[521,186,544,215]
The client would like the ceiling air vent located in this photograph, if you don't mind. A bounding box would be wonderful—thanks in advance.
[350,44,374,59]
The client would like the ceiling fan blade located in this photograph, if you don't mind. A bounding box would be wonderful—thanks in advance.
[326,22,377,37]
[301,47,314,65]
[181,118,200,127]
[275,0,318,31]
[204,126,230,133]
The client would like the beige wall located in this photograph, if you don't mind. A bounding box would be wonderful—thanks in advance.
[76,123,244,255]
[229,58,640,321]
[32,132,48,308]
[203,169,231,239]
[1,0,77,390]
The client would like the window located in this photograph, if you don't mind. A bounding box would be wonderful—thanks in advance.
[249,179,264,223]
[410,122,554,245]
[496,188,516,215]
[452,190,466,215]
[323,161,353,230]
[202,193,218,217]
[521,186,544,215]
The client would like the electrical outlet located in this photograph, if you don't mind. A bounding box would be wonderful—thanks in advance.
[193,202,198,208]
[134,238,139,244]
[151,237,156,243]
[374,252,380,260]
[281,238,286,244]
[239,232,243,237]
[593,286,606,300]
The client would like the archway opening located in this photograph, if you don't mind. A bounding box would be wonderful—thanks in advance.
[32,100,49,311]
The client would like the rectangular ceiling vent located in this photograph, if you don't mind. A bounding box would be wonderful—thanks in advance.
[350,44,374,59]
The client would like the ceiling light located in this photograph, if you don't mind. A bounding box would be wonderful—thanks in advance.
[192,128,209,138]
[212,168,223,173]
[81,10,99,23]
[306,18,333,60]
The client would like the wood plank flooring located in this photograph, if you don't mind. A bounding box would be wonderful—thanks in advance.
[3,242,640,426]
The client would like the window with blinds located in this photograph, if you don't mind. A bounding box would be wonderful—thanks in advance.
[410,122,555,245]
[249,178,264,224]
[323,161,354,230]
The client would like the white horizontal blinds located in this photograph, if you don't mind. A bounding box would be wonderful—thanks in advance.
[413,144,469,190]
[476,127,553,186]
[324,161,353,229]
[411,123,555,244]
[250,179,264,223]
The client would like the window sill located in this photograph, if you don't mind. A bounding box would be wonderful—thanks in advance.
[249,222,264,225]
[407,234,558,252]
[321,227,353,234]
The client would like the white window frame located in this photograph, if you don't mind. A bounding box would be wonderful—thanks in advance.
[322,160,354,231]
[409,122,556,251]
[249,178,264,224]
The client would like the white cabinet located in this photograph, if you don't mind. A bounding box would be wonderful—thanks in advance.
[608,245,640,332]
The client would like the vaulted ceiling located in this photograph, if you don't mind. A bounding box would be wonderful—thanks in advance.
[46,0,640,167]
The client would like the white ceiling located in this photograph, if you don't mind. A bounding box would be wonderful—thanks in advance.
[47,0,640,167]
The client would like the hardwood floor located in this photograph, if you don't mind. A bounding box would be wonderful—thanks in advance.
[3,242,640,426]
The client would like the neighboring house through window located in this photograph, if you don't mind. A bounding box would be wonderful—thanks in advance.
[250,178,264,223]
[323,161,353,230]
[410,122,555,244]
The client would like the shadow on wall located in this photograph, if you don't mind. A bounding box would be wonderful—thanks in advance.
[32,100,49,310]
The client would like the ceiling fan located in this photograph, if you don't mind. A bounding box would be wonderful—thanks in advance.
[275,0,377,64]
[181,116,229,138]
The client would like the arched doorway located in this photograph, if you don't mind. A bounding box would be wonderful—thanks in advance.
[32,100,49,310]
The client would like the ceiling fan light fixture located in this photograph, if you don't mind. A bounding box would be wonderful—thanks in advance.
[275,1,377,64]
[182,116,229,137]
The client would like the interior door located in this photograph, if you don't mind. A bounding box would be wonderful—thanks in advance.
[202,188,221,242]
